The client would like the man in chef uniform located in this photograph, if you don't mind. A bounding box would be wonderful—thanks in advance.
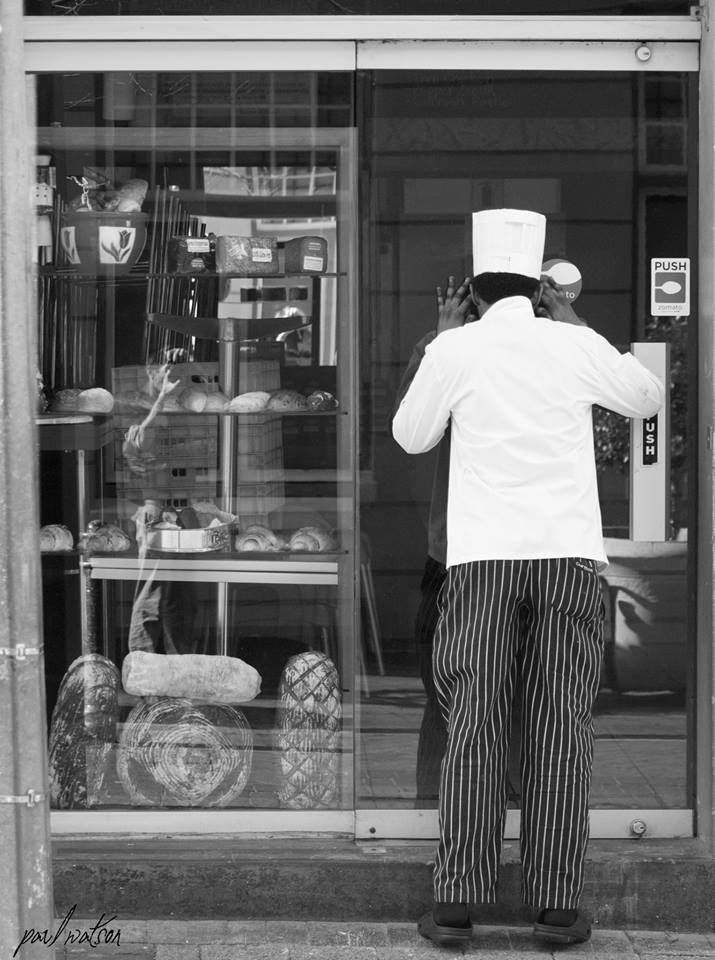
[392,209,665,947]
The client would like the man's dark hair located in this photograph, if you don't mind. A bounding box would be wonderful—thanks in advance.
[471,272,539,305]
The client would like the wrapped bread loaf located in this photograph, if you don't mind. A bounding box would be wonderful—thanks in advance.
[215,235,278,275]
[122,651,261,703]
[228,391,270,412]
[235,524,287,552]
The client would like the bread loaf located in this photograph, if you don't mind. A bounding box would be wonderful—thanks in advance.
[48,654,121,809]
[284,236,328,274]
[228,391,270,412]
[121,651,261,703]
[115,178,149,213]
[203,392,229,412]
[79,522,131,553]
[117,698,253,807]
[180,387,208,412]
[306,390,338,412]
[50,388,83,412]
[77,387,114,414]
[215,236,278,275]
[267,389,309,412]
[275,652,341,809]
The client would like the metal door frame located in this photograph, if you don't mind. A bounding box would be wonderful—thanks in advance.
[24,12,710,842]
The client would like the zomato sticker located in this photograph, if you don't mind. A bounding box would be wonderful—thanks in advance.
[541,258,582,302]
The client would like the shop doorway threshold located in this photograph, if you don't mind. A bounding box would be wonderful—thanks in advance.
[51,836,714,931]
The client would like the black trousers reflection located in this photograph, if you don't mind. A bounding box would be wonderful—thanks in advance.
[415,555,448,808]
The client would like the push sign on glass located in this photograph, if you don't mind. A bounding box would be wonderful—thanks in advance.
[650,258,690,316]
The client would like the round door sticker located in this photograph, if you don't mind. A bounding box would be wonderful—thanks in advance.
[541,258,582,302]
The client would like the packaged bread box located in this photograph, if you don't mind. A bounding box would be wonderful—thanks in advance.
[284,236,328,274]
[168,235,216,274]
[215,236,279,275]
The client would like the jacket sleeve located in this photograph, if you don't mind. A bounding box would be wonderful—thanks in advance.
[392,337,452,454]
[393,330,437,415]
[587,333,666,419]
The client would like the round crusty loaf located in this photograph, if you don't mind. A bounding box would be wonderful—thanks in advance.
[203,392,229,412]
[79,522,132,553]
[267,389,309,412]
[180,387,208,413]
[50,388,83,412]
[77,387,114,414]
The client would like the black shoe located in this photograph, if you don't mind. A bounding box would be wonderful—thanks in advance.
[418,911,473,947]
[533,909,591,944]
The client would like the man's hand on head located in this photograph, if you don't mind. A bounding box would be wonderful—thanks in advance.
[536,276,587,326]
[436,275,475,334]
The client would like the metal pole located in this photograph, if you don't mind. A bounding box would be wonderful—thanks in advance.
[0,0,55,956]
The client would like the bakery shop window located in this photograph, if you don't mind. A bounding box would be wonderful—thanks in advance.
[36,71,357,816]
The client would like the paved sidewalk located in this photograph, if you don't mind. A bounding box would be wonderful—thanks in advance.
[41,920,715,960]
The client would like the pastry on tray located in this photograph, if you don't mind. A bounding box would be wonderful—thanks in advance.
[288,525,337,553]
[40,523,74,552]
[235,524,287,552]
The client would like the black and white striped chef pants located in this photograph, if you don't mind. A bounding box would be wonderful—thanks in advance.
[432,557,604,910]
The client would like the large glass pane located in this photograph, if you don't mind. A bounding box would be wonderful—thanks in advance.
[358,69,695,814]
[37,71,358,814]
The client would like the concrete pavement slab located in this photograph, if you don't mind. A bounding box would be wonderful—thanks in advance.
[51,920,715,960]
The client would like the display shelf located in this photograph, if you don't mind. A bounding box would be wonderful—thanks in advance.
[147,311,311,343]
[37,414,113,451]
[88,554,340,585]
[39,267,341,282]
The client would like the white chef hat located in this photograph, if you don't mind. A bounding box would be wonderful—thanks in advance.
[472,208,546,280]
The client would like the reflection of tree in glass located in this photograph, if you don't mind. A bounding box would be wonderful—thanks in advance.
[592,315,689,530]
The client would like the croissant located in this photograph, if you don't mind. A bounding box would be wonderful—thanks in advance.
[235,524,286,552]
[79,522,132,553]
[40,523,74,552]
[288,525,336,553]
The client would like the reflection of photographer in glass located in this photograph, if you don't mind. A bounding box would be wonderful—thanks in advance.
[124,349,206,656]
[122,352,183,482]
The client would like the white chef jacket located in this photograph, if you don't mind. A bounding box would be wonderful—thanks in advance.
[392,296,665,570]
